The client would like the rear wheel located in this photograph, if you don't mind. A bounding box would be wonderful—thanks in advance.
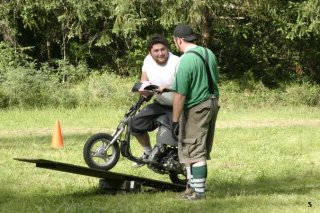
[83,133,120,170]
[169,173,187,186]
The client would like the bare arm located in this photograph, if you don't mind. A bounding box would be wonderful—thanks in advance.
[139,71,153,97]
[172,92,186,122]
[141,71,148,81]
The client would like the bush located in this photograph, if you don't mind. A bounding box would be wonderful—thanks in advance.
[0,41,319,109]
[0,89,9,108]
[219,80,320,109]
[74,72,138,108]
[2,66,59,108]
[282,82,320,106]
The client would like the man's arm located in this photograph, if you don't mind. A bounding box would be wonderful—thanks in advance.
[139,71,153,97]
[172,92,186,122]
[141,71,148,81]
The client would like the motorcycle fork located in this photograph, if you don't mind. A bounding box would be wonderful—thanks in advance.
[120,127,131,157]
[119,119,140,162]
[99,126,123,154]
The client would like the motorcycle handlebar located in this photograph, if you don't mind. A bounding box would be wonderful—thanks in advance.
[132,82,175,94]
[143,85,175,94]
[162,88,174,93]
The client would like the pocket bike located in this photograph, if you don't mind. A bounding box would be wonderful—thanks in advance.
[83,82,187,185]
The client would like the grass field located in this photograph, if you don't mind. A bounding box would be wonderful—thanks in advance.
[1,106,320,213]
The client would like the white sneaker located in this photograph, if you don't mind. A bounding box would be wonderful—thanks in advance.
[132,152,149,168]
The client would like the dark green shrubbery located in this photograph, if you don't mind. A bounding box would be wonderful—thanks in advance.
[0,42,319,109]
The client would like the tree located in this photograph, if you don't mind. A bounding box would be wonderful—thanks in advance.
[0,0,319,83]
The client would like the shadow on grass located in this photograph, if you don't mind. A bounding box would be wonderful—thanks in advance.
[0,132,94,147]
[2,133,320,203]
[1,172,319,213]
[207,171,320,198]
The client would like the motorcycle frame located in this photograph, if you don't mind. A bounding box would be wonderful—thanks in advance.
[107,95,147,163]
[83,86,186,181]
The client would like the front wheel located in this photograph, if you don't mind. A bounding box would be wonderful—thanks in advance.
[83,133,120,170]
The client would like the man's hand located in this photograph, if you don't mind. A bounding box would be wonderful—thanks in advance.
[140,90,152,97]
[171,121,179,141]
[156,84,170,94]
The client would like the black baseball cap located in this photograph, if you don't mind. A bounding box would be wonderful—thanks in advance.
[173,24,198,41]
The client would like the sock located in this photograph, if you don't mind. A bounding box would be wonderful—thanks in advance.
[143,146,152,155]
[189,176,195,191]
[192,165,207,195]
[186,166,194,190]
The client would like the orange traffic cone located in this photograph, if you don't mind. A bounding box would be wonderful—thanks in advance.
[51,120,64,148]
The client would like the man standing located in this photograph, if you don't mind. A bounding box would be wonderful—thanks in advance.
[131,34,180,167]
[172,24,220,200]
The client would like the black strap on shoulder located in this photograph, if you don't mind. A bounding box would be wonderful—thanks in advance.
[186,48,214,94]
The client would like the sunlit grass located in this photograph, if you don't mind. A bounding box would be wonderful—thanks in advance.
[1,106,320,213]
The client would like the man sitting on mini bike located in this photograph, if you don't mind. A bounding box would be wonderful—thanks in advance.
[131,34,179,167]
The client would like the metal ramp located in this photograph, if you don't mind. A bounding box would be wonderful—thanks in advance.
[14,158,185,193]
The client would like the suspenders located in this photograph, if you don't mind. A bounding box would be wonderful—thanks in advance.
[186,48,215,94]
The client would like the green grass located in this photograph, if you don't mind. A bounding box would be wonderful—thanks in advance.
[1,106,320,212]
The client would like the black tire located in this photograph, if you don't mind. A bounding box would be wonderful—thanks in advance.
[83,133,120,170]
[169,173,187,186]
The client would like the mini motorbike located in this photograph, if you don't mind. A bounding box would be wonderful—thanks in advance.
[83,82,186,185]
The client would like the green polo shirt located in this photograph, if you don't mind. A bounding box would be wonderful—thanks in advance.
[173,46,219,109]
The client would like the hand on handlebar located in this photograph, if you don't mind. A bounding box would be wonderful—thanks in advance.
[156,85,166,94]
[139,84,174,94]
[156,85,174,94]
[139,90,153,97]
[139,91,153,102]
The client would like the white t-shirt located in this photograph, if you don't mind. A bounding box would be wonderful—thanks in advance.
[142,52,180,106]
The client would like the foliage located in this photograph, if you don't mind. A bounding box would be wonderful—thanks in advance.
[73,71,137,108]
[219,78,320,109]
[0,43,139,109]
[0,54,319,109]
[1,0,319,83]
[1,0,320,109]
[3,66,53,108]
[270,0,320,82]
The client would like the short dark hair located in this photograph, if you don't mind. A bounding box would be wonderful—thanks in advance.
[146,34,169,52]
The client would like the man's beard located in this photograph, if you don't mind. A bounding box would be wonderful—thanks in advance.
[153,55,169,65]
